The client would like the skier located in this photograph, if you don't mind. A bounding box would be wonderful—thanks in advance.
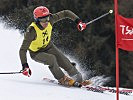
[19,6,90,87]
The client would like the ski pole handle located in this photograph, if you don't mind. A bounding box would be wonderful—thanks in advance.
[0,71,22,74]
[86,10,113,25]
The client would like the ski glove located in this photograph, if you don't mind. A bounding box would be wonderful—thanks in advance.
[77,21,86,31]
[21,63,32,77]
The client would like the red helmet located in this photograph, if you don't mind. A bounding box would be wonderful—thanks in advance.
[33,6,50,19]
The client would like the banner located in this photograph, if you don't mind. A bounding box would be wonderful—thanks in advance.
[117,15,133,51]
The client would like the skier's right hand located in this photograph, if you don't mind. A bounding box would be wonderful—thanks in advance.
[21,63,32,77]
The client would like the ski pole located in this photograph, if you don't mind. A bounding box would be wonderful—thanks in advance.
[0,71,22,74]
[86,10,113,25]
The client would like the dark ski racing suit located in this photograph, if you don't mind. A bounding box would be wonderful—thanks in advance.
[19,10,83,82]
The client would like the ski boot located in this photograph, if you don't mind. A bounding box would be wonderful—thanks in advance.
[81,80,92,86]
[58,75,82,87]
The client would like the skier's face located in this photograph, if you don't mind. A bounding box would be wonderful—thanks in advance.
[38,15,50,23]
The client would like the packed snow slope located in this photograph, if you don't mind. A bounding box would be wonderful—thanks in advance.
[0,22,132,100]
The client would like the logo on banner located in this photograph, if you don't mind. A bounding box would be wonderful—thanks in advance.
[120,25,133,35]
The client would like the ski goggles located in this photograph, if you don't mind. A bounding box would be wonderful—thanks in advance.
[38,15,50,23]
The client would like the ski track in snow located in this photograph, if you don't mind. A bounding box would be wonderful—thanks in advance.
[0,21,132,100]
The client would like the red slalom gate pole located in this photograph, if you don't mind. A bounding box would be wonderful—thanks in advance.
[114,0,119,100]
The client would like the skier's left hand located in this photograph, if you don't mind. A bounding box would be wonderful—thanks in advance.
[77,21,86,31]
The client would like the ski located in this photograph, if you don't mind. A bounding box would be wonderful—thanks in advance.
[43,77,133,96]
[43,77,104,93]
[85,86,133,95]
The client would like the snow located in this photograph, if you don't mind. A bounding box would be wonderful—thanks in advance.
[0,22,132,100]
